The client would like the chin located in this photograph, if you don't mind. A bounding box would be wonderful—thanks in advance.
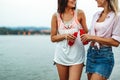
[69,5,75,8]
[97,5,102,7]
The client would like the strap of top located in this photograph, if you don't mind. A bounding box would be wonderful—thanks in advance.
[56,9,81,29]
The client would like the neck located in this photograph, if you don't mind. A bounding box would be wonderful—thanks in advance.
[103,2,111,14]
[65,7,74,14]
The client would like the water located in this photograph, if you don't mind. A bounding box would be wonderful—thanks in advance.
[0,35,120,80]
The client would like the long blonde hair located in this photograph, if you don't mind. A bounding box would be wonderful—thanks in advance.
[108,0,119,14]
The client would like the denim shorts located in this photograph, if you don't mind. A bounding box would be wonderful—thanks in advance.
[86,46,114,79]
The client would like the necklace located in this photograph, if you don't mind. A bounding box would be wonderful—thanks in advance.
[60,11,74,29]
[63,19,73,29]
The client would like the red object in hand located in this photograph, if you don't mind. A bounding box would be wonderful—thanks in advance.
[80,29,89,45]
[68,32,78,46]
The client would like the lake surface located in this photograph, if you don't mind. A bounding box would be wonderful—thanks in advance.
[0,35,120,80]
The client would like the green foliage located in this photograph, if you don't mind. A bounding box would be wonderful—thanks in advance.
[0,27,50,35]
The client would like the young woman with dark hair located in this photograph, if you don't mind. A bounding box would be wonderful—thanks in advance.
[51,0,88,80]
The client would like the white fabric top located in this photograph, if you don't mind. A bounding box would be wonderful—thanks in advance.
[89,11,120,48]
[53,10,85,66]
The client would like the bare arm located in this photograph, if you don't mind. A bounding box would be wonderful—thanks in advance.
[81,34,120,47]
[51,13,66,42]
[77,9,88,33]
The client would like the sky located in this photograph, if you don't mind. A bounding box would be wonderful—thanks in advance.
[0,0,120,28]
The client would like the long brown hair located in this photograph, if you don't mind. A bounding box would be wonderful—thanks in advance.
[57,0,76,14]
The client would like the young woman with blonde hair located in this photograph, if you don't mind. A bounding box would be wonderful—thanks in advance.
[81,0,120,80]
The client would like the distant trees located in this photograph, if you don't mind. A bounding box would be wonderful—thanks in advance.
[0,27,11,34]
[0,27,51,35]
[0,27,24,35]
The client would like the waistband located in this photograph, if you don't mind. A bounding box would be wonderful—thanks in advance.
[90,42,111,49]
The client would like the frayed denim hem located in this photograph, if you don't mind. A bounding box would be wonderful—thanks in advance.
[86,71,109,79]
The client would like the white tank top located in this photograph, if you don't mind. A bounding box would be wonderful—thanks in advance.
[54,10,85,66]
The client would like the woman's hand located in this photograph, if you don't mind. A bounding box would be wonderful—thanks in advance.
[65,33,77,46]
[65,34,77,41]
[80,34,92,42]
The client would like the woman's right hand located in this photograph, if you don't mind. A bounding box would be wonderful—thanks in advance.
[80,34,92,42]
[65,33,77,46]
[65,34,77,41]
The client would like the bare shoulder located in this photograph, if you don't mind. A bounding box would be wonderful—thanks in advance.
[51,12,58,27]
[52,12,57,19]
[76,9,86,21]
[77,9,85,16]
